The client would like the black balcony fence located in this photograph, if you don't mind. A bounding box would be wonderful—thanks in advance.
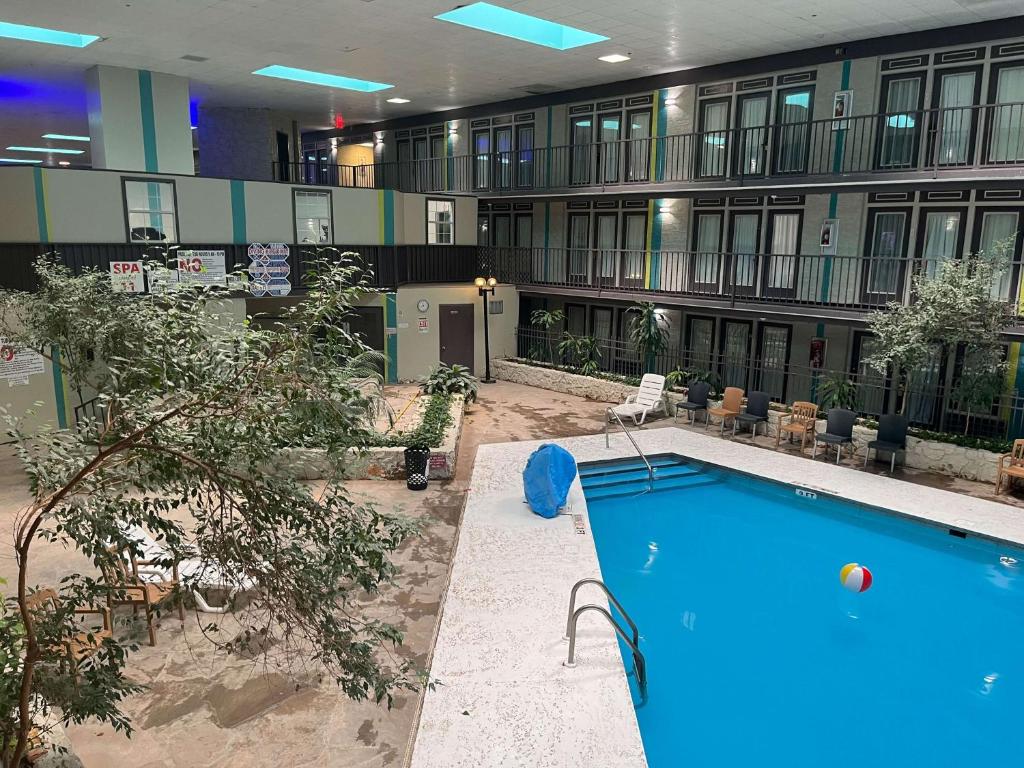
[487,246,1024,317]
[279,102,1024,193]
[514,325,1024,441]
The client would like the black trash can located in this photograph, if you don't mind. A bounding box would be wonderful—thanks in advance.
[404,446,430,491]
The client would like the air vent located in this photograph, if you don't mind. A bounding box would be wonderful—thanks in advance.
[518,83,559,95]
[180,54,208,62]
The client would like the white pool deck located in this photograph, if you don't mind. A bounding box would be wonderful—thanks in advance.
[408,426,1024,768]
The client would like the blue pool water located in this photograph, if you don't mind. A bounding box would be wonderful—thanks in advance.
[581,455,1023,768]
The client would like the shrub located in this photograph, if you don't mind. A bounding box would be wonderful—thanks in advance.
[421,363,478,403]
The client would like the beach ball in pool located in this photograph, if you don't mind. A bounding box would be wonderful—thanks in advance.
[840,563,873,593]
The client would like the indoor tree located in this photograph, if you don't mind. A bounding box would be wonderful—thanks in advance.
[529,308,564,364]
[627,302,670,374]
[0,256,418,767]
[866,244,1014,419]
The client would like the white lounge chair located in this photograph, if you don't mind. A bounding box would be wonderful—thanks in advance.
[112,525,256,615]
[609,373,667,426]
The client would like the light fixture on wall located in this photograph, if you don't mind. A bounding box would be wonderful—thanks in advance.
[448,123,459,134]
[358,141,374,147]
[474,276,498,383]
[664,97,677,106]
[659,204,673,213]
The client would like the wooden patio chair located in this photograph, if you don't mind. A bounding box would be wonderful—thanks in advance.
[25,588,112,677]
[101,545,184,647]
[775,401,819,453]
[997,438,1024,494]
[706,387,744,435]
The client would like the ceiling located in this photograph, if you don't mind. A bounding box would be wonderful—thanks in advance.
[0,0,1022,165]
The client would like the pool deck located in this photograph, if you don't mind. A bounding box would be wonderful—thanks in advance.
[410,425,1024,768]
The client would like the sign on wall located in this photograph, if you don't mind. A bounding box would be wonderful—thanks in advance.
[0,341,45,385]
[177,249,227,286]
[247,243,292,297]
[110,261,146,293]
[831,90,853,131]
[820,219,838,256]
[418,317,429,333]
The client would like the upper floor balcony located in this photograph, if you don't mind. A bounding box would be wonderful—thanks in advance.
[279,102,1024,196]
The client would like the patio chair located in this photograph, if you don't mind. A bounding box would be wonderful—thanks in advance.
[113,525,256,614]
[707,387,744,435]
[675,380,711,425]
[733,391,770,438]
[775,401,819,453]
[101,545,184,646]
[25,588,112,677]
[813,408,857,464]
[609,373,666,426]
[864,414,908,472]
[997,438,1024,494]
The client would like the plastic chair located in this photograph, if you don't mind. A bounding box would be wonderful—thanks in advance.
[675,380,710,425]
[733,391,770,438]
[814,408,857,464]
[864,414,908,473]
[610,373,667,425]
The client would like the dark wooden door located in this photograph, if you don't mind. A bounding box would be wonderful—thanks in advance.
[439,304,475,371]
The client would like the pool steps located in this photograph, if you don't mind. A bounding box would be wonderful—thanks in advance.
[579,455,719,500]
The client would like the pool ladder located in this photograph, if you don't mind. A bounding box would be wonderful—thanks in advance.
[564,578,648,698]
[604,408,654,493]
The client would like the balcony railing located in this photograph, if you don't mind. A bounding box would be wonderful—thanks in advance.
[0,242,480,293]
[485,246,1024,316]
[280,102,1024,193]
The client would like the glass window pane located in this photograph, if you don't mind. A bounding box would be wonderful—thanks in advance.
[738,95,768,175]
[688,318,714,369]
[700,101,729,177]
[978,211,1019,299]
[758,326,789,401]
[989,66,1024,163]
[731,213,758,287]
[921,211,961,278]
[125,180,176,242]
[721,322,749,388]
[695,214,722,285]
[627,110,651,182]
[937,72,975,165]
[868,211,906,293]
[768,212,800,289]
[516,125,534,187]
[879,77,921,168]
[775,88,812,173]
[571,117,593,185]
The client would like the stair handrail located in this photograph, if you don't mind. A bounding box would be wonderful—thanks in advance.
[564,604,648,696]
[564,578,639,648]
[605,407,654,492]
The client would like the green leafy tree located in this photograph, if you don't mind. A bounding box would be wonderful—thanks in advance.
[529,308,564,364]
[817,373,859,412]
[557,333,602,376]
[627,302,670,373]
[0,256,417,768]
[866,245,1013,417]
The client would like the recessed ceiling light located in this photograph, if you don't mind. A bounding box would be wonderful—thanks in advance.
[435,2,608,50]
[0,20,98,48]
[58,161,71,166]
[0,158,42,163]
[598,53,631,63]
[386,97,411,104]
[7,146,84,154]
[42,133,90,142]
[252,65,393,92]
[358,142,375,147]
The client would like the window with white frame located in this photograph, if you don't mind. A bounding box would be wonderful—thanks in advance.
[124,179,177,242]
[294,190,332,243]
[427,198,454,244]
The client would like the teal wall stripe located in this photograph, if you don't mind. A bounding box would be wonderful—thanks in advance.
[50,344,67,430]
[383,189,395,245]
[138,70,159,173]
[230,180,247,243]
[820,60,852,304]
[543,202,551,280]
[649,199,663,289]
[655,89,668,182]
[32,167,49,242]
[544,106,553,188]
[384,293,398,384]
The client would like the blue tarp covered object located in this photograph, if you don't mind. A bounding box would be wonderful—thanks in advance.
[523,444,578,519]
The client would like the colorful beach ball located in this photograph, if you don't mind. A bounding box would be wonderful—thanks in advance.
[840,563,873,593]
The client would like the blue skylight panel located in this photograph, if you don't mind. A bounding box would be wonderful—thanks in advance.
[434,3,609,50]
[252,65,393,93]
[0,20,99,48]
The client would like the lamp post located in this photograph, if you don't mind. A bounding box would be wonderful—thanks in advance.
[474,275,497,383]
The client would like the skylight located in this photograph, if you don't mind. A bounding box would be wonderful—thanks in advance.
[0,20,99,48]
[7,146,84,154]
[434,3,609,50]
[0,158,42,163]
[42,134,90,142]
[252,65,393,92]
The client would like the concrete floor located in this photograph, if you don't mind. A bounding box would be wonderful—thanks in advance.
[0,381,1020,768]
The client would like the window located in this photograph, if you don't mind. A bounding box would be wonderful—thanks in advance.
[876,74,924,169]
[863,208,910,299]
[774,86,813,174]
[294,190,331,243]
[987,64,1024,164]
[427,198,454,244]
[124,179,177,242]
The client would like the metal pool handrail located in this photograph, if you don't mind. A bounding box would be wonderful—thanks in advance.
[605,407,654,493]
[561,585,647,700]
[564,578,640,649]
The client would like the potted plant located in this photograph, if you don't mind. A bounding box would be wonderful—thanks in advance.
[404,439,431,491]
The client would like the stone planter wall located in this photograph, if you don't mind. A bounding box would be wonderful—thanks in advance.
[278,395,465,481]
[496,359,1003,484]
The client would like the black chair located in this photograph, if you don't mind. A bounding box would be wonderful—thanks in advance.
[864,414,908,472]
[675,381,710,425]
[813,408,856,464]
[733,391,770,438]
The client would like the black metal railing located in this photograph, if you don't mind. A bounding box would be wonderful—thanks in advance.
[0,242,481,292]
[514,326,1024,440]
[276,102,1024,193]
[485,246,1024,316]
